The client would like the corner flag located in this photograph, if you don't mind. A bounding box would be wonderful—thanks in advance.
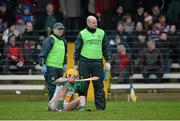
[128,82,137,102]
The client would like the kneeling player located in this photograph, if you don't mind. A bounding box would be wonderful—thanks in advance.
[48,69,90,112]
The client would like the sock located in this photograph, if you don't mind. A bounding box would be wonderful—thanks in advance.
[77,106,85,111]
[58,100,64,110]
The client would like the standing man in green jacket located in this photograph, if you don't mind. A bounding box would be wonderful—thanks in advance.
[74,16,111,110]
[39,22,67,101]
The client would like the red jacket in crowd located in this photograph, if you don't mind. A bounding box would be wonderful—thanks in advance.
[7,44,24,62]
[119,54,129,71]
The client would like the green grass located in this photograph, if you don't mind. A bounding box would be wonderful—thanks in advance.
[0,100,180,120]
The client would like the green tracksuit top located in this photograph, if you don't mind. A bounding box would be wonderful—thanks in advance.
[80,28,105,59]
[46,35,65,68]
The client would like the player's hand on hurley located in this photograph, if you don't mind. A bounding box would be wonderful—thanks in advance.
[53,77,68,84]
[67,77,77,84]
[67,80,76,84]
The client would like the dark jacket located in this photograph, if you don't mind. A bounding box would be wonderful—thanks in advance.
[22,29,38,41]
[140,48,163,70]
[131,39,147,59]
[156,39,173,59]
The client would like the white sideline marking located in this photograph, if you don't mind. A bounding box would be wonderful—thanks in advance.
[0,84,45,90]
[111,83,180,90]
[0,75,44,80]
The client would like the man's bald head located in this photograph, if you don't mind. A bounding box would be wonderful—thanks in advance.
[86,16,97,29]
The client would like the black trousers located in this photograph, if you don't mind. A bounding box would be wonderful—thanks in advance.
[44,66,63,101]
[78,61,106,110]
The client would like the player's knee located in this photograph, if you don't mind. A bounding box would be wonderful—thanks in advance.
[79,96,86,100]
[48,102,56,111]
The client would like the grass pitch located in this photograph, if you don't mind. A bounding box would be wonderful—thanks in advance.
[0,100,180,120]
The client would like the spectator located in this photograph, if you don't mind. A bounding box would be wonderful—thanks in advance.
[151,5,161,22]
[34,3,64,36]
[0,2,15,24]
[2,22,20,44]
[109,21,131,54]
[95,0,117,30]
[15,16,26,35]
[3,33,24,74]
[87,0,97,16]
[80,0,117,29]
[142,0,167,12]
[111,45,131,83]
[158,14,169,32]
[133,5,144,23]
[131,32,147,72]
[123,14,134,34]
[21,22,38,74]
[43,3,64,30]
[59,0,81,41]
[144,12,153,31]
[33,0,51,13]
[147,21,161,41]
[169,25,180,64]
[134,21,144,33]
[133,32,147,58]
[18,3,34,24]
[140,40,164,83]
[112,5,125,29]
[156,32,172,73]
[131,21,144,48]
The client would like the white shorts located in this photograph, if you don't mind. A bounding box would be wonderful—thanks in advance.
[48,85,64,111]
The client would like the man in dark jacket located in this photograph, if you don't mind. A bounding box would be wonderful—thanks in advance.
[140,40,164,83]
[39,22,67,101]
[21,22,38,74]
[156,32,172,73]
[34,3,64,36]
[74,16,111,110]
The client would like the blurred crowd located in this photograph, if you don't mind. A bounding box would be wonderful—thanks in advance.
[0,0,180,83]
